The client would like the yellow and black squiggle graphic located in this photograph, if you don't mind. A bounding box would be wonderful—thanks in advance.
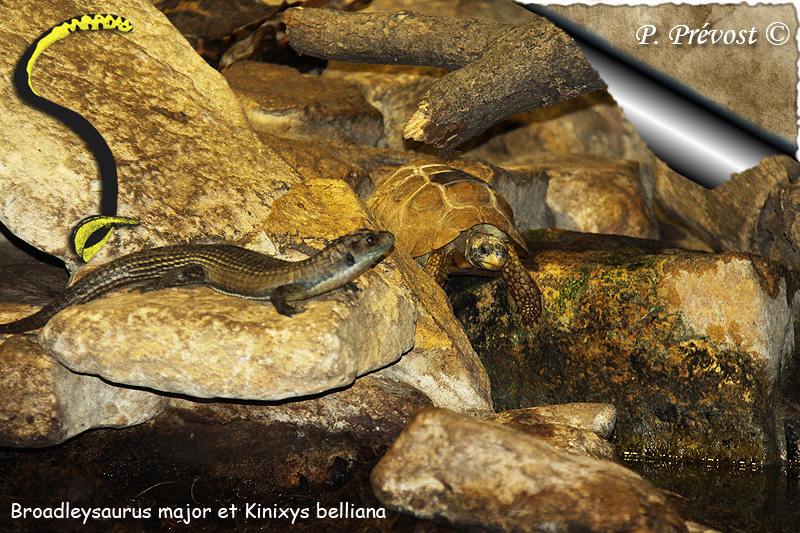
[13,14,138,262]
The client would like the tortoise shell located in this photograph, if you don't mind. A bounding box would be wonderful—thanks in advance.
[367,163,527,258]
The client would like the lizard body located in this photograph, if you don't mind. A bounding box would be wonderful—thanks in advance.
[0,230,394,334]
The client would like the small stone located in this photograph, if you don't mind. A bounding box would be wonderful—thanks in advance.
[490,411,617,461]
[226,61,384,146]
[0,334,165,447]
[496,403,617,439]
[371,408,687,532]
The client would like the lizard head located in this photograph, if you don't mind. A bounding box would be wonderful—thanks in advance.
[328,229,395,279]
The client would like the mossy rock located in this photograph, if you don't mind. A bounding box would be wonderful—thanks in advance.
[447,230,798,464]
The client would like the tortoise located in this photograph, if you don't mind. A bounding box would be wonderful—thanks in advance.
[367,163,541,326]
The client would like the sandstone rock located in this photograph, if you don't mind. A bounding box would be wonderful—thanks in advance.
[448,230,798,463]
[466,92,651,170]
[0,263,67,306]
[225,61,383,146]
[0,334,165,447]
[1,0,302,269]
[371,408,687,532]
[366,0,533,22]
[490,411,617,461]
[41,179,417,400]
[254,144,492,413]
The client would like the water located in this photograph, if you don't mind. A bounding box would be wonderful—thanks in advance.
[624,458,800,532]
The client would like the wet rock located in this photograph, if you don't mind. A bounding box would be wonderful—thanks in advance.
[225,61,383,146]
[489,410,617,461]
[371,408,687,532]
[0,334,165,447]
[447,230,798,464]
[1,0,303,268]
[41,179,417,401]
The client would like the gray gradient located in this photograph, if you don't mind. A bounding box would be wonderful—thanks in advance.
[580,43,782,188]
[526,4,796,189]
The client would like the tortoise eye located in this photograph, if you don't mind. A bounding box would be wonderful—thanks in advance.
[479,246,488,255]
[345,253,356,266]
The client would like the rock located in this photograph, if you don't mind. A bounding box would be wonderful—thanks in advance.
[447,230,798,464]
[164,375,433,487]
[489,409,617,461]
[377,248,493,414]
[41,179,417,401]
[522,154,658,239]
[0,0,303,268]
[267,148,491,414]
[493,402,617,439]
[366,0,533,22]
[371,408,687,532]
[465,92,651,173]
[225,61,384,146]
[0,376,439,532]
[323,63,443,150]
[456,153,658,239]
[0,334,165,447]
[0,263,67,306]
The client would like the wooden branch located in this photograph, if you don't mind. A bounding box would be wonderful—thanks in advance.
[655,155,800,269]
[283,8,604,153]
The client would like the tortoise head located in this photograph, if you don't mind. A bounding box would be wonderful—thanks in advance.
[465,229,509,271]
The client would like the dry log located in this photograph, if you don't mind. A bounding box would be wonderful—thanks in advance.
[655,155,800,269]
[283,8,604,153]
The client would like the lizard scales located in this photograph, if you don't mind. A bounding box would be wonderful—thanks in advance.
[0,230,394,334]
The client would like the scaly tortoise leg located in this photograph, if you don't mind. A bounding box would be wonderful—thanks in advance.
[502,245,542,327]
[423,247,450,286]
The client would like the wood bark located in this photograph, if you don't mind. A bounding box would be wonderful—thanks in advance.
[283,8,604,153]
[655,155,800,270]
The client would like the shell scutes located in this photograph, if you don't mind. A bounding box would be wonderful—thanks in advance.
[368,163,526,257]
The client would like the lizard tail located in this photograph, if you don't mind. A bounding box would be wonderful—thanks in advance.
[0,302,62,334]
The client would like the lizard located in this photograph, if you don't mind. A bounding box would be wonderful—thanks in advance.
[0,229,394,334]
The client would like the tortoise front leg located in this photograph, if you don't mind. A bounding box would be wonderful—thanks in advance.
[424,248,450,286]
[502,246,542,327]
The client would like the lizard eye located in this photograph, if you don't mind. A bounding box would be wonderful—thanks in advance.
[366,234,377,246]
[345,253,356,266]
